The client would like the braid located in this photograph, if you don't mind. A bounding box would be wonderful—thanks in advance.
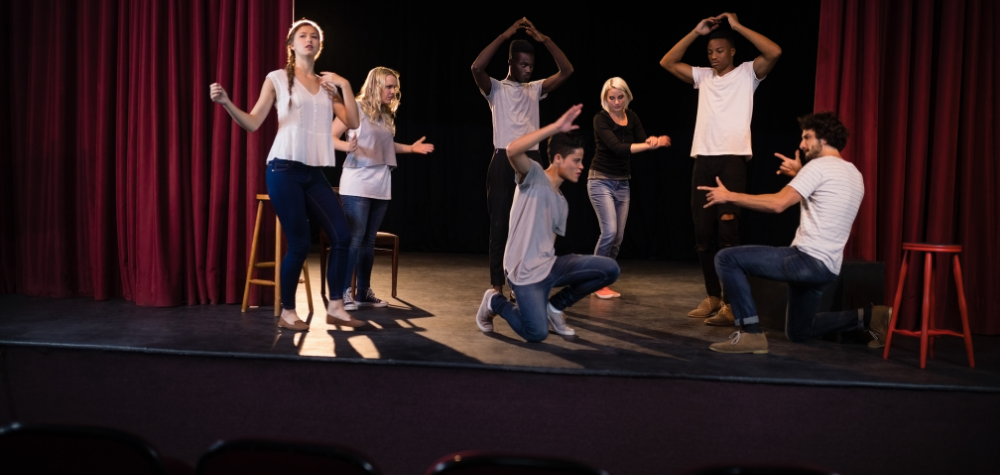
[285,47,295,108]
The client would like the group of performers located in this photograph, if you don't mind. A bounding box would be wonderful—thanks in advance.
[210,13,892,355]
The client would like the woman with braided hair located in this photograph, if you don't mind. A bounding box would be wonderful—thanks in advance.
[331,66,434,309]
[209,19,364,331]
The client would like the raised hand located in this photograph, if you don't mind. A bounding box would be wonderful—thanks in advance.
[715,12,741,29]
[697,177,732,208]
[410,136,434,154]
[695,17,721,35]
[319,71,348,89]
[209,83,230,104]
[775,150,803,177]
[522,18,549,43]
[553,104,584,133]
[504,18,528,38]
[658,135,672,148]
[645,136,661,149]
[347,135,358,153]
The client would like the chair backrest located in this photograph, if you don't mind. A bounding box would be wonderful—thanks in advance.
[197,438,381,475]
[0,422,169,475]
[426,451,610,475]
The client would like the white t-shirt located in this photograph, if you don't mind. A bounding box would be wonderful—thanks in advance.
[690,62,762,158]
[483,78,546,150]
[265,70,336,166]
[339,165,391,200]
[788,156,865,274]
[504,161,568,285]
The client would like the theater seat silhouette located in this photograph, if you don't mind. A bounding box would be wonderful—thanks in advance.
[196,438,380,475]
[0,422,189,475]
[426,451,610,475]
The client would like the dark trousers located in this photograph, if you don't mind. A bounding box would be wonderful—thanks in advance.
[487,148,543,287]
[265,159,350,308]
[691,155,747,299]
[716,246,862,342]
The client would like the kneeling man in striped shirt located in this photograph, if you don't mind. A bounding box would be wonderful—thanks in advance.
[697,112,891,354]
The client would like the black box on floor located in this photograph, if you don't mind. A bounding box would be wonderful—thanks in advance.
[747,260,884,343]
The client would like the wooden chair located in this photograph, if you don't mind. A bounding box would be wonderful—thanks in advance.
[320,231,399,300]
[241,194,313,316]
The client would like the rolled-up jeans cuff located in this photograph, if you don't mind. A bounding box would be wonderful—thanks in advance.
[736,315,760,326]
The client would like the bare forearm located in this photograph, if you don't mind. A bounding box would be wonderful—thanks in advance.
[630,143,652,154]
[472,34,508,73]
[222,101,263,132]
[729,192,787,213]
[661,30,698,67]
[733,23,781,59]
[393,142,411,154]
[333,138,352,152]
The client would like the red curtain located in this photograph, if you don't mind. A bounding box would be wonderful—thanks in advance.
[816,0,999,334]
[3,0,291,305]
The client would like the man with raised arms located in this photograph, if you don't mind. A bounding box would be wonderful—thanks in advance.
[659,13,781,324]
[472,18,574,299]
[475,105,620,343]
[697,112,890,354]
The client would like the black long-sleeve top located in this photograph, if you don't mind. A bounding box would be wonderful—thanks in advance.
[591,109,648,179]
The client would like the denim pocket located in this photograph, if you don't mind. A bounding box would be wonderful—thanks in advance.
[270,161,292,172]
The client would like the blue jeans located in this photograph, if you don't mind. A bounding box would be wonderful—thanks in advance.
[491,254,620,343]
[715,246,863,342]
[341,195,390,294]
[266,159,350,308]
[587,179,630,259]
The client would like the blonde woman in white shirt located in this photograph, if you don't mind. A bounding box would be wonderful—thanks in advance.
[209,19,365,331]
[331,67,433,309]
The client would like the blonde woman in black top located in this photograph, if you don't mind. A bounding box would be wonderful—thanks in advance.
[589,77,670,299]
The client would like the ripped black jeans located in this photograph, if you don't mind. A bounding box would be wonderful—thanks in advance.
[691,155,747,301]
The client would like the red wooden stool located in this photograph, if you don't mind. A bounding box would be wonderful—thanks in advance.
[883,243,974,368]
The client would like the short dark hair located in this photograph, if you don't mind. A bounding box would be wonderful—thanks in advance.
[509,39,535,59]
[708,29,737,49]
[798,112,850,150]
[547,131,584,161]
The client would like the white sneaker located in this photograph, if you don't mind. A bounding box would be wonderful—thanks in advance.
[356,288,389,308]
[476,289,498,332]
[342,290,358,311]
[547,303,575,336]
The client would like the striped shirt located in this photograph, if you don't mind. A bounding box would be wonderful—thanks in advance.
[788,156,865,274]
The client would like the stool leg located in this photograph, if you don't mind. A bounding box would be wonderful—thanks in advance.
[928,257,936,360]
[391,236,399,298]
[302,260,314,313]
[919,253,932,369]
[319,233,328,302]
[275,217,282,318]
[884,250,909,360]
[952,255,975,368]
[242,201,264,313]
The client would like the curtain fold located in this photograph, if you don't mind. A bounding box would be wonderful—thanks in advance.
[6,0,291,306]
[816,0,999,334]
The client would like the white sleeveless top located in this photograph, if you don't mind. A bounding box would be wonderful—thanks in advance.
[265,70,336,166]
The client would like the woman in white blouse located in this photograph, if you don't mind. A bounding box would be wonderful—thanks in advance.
[331,67,433,309]
[209,19,365,331]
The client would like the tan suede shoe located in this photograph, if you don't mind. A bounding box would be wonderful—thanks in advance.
[705,304,735,326]
[709,331,769,354]
[688,296,722,317]
[326,314,366,328]
[277,318,309,332]
[867,305,893,348]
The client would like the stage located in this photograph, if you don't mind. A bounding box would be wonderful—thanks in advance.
[1,253,998,474]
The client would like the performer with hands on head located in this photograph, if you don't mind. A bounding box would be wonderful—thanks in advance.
[209,18,365,332]
[472,17,574,300]
[331,66,434,310]
[589,78,671,299]
[696,112,889,354]
[659,12,782,324]
[475,104,621,343]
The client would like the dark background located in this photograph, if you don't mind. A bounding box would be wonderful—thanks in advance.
[299,0,821,260]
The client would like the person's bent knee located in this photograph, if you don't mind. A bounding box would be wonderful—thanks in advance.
[523,328,549,343]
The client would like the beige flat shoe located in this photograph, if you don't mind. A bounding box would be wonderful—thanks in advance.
[277,318,309,332]
[326,314,366,328]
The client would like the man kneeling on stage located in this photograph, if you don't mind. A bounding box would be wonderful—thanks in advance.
[697,112,890,354]
[476,104,620,342]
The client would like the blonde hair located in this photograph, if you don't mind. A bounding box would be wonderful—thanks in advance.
[600,77,633,113]
[356,67,401,136]
[284,19,325,108]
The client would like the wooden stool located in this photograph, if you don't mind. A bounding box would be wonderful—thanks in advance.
[883,243,974,368]
[320,231,399,300]
[241,194,313,316]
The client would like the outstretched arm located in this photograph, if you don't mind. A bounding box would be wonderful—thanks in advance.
[698,177,801,213]
[660,17,719,84]
[394,137,434,154]
[471,19,526,96]
[507,104,583,178]
[718,12,782,78]
[522,19,574,95]
[209,79,276,132]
